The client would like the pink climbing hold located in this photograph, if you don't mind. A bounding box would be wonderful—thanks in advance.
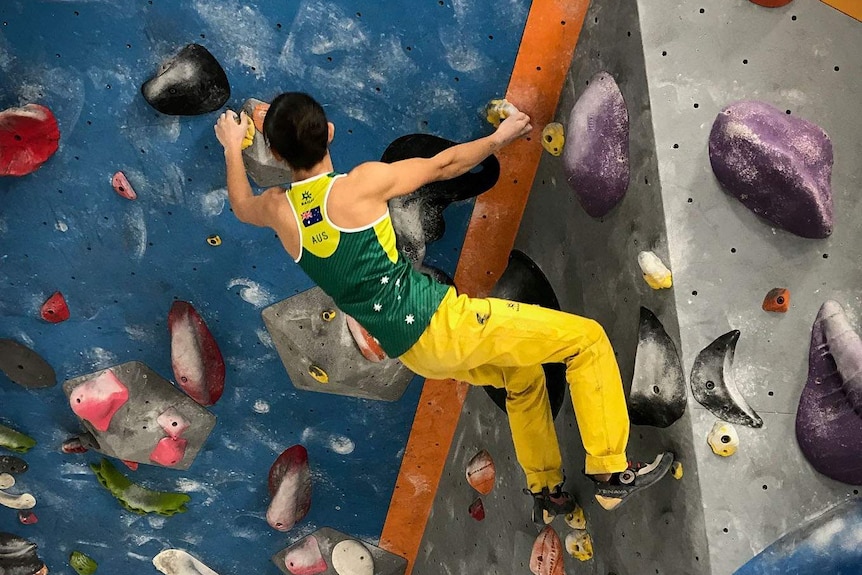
[267,445,312,532]
[149,436,188,467]
[169,301,226,406]
[40,292,70,323]
[111,171,137,200]
[0,103,60,176]
[157,407,190,439]
[283,535,327,575]
[69,369,129,432]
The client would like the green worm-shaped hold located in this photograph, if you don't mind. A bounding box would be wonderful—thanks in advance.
[70,550,98,575]
[0,423,36,453]
[90,458,190,516]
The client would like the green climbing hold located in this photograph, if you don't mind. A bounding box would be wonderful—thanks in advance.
[0,423,36,453]
[70,551,98,575]
[90,458,190,516]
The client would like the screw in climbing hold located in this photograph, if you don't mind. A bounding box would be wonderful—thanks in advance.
[321,309,337,322]
[541,122,565,156]
[206,234,222,246]
[308,364,329,384]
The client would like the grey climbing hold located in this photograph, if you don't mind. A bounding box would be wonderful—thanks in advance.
[690,330,763,428]
[240,98,292,187]
[563,71,630,218]
[708,100,833,238]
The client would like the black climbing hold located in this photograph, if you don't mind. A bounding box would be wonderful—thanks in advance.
[141,44,230,115]
[381,134,500,266]
[0,339,56,389]
[0,455,28,475]
[628,307,686,428]
[484,250,565,419]
[0,532,46,575]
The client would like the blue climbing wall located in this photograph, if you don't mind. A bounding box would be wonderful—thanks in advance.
[0,0,529,572]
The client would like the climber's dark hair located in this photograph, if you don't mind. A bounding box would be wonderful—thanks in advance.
[263,92,329,171]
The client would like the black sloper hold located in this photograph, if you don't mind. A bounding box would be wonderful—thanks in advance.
[141,44,230,115]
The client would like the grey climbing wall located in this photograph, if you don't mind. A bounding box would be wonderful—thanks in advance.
[637,1,861,573]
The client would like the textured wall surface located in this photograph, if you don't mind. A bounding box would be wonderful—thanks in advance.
[0,0,528,572]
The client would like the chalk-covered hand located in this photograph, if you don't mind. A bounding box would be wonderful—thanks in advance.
[494,109,532,147]
[215,110,250,153]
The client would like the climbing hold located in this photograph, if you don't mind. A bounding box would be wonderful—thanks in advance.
[252,103,269,133]
[564,505,586,530]
[149,436,188,467]
[122,460,139,471]
[762,288,790,313]
[0,339,57,388]
[465,449,495,495]
[485,98,519,128]
[282,535,326,575]
[0,103,60,176]
[330,539,374,575]
[749,0,793,6]
[709,100,833,238]
[111,171,137,200]
[267,445,312,532]
[68,369,130,432]
[671,460,684,480]
[141,44,230,115]
[0,475,13,489]
[690,330,763,428]
[206,235,221,246]
[0,532,47,575]
[0,489,36,510]
[468,497,485,521]
[563,71,630,218]
[17,510,37,525]
[564,530,594,562]
[240,118,255,150]
[345,315,386,363]
[61,436,89,454]
[796,301,862,485]
[321,309,337,322]
[0,456,28,475]
[638,251,673,290]
[541,122,565,156]
[40,291,70,323]
[0,423,36,453]
[90,458,190,515]
[307,365,328,384]
[530,526,565,575]
[157,407,190,439]
[153,549,220,575]
[708,421,739,457]
[169,301,225,406]
[485,250,566,419]
[69,551,98,575]
[629,307,686,428]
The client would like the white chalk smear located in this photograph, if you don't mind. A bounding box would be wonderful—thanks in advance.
[301,427,355,455]
[195,0,275,78]
[226,278,276,308]
[256,328,274,348]
[123,204,147,259]
[253,399,270,414]
[80,347,117,368]
[55,221,69,232]
[329,434,355,455]
[200,188,228,216]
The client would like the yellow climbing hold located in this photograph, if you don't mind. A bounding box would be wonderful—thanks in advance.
[564,504,586,530]
[308,364,329,384]
[671,460,684,480]
[321,309,337,322]
[565,530,594,562]
[708,421,739,457]
[637,250,673,290]
[485,98,519,128]
[541,122,565,156]
[241,119,255,150]
[206,235,222,246]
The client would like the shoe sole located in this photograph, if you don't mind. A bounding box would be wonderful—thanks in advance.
[594,452,675,511]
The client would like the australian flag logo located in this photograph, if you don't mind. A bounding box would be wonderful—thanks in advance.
[301,206,323,227]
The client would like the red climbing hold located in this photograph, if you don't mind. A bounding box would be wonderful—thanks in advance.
[469,498,485,521]
[149,436,188,467]
[61,437,88,454]
[17,510,38,525]
[0,104,60,176]
[111,171,137,200]
[346,314,387,363]
[267,445,312,532]
[122,460,139,471]
[169,301,225,406]
[749,0,793,6]
[40,292,70,323]
[68,369,130,432]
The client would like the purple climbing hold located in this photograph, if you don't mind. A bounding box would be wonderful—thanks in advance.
[562,71,630,218]
[796,301,862,485]
[708,100,833,239]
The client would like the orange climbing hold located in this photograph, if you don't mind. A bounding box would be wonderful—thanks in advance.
[530,526,565,575]
[465,449,495,495]
[749,0,793,6]
[252,103,270,133]
[762,288,790,313]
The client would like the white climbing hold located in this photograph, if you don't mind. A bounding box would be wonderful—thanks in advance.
[330,539,374,575]
[0,489,36,509]
[708,421,739,457]
[153,549,220,575]
[638,251,673,290]
[0,473,14,489]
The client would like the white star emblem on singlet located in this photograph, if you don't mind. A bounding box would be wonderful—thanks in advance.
[405,314,415,325]
[395,278,401,287]
[373,303,382,312]
[381,276,390,285]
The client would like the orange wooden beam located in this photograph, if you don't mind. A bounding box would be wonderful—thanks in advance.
[820,0,862,21]
[379,1,591,571]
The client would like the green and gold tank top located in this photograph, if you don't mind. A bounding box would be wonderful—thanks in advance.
[286,172,449,357]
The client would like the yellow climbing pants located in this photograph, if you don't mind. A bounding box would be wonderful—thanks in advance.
[399,287,630,493]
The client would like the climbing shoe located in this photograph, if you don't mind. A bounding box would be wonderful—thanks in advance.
[593,452,675,511]
[525,484,576,525]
